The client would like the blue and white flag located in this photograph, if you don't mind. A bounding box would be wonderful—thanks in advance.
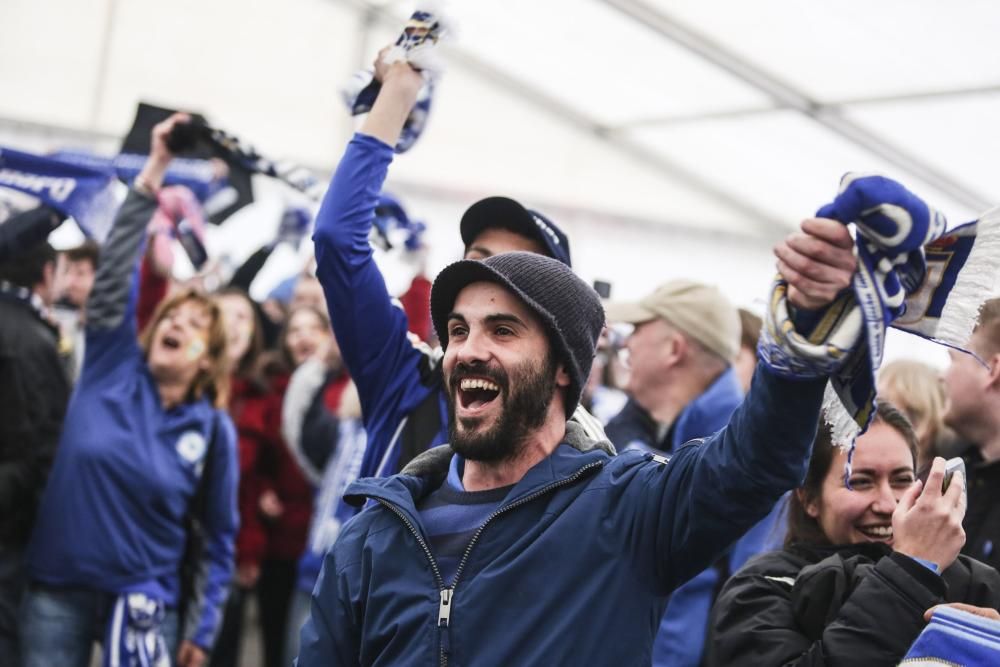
[0,147,119,241]
[903,605,1000,666]
[760,174,1000,460]
[51,149,228,205]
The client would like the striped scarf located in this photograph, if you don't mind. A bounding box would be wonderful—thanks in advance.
[759,173,1000,461]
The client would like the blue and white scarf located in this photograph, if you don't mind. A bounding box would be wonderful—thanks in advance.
[103,592,171,667]
[0,147,119,241]
[296,419,367,593]
[759,173,1000,459]
[200,125,326,203]
[51,149,228,208]
[341,6,449,154]
[903,605,1000,666]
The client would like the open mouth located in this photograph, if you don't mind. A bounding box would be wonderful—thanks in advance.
[857,524,893,541]
[162,334,182,350]
[457,377,501,412]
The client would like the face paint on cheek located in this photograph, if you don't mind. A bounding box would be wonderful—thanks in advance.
[186,339,206,361]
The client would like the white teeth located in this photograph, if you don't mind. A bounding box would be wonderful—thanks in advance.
[861,525,893,538]
[459,378,499,392]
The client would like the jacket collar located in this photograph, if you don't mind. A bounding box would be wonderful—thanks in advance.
[670,366,743,450]
[344,420,612,517]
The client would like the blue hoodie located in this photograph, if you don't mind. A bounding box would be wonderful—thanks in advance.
[25,189,238,649]
[296,365,824,666]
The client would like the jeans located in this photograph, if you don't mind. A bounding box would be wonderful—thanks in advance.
[0,546,26,667]
[20,584,179,667]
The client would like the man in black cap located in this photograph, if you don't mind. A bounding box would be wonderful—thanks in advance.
[297,231,854,663]
[312,47,586,487]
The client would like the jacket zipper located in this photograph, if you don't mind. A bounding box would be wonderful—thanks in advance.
[374,499,451,666]
[376,459,604,666]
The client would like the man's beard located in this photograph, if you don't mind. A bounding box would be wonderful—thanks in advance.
[447,353,558,463]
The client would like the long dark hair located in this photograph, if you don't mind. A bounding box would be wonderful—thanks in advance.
[784,401,919,548]
[214,287,268,389]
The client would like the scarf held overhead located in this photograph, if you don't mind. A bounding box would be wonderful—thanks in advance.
[759,173,1000,454]
[0,147,119,241]
[341,6,449,153]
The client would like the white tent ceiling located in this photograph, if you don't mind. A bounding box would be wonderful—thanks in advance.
[2,0,998,336]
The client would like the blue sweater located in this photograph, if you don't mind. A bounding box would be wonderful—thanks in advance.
[25,189,239,649]
[296,365,825,666]
[313,133,448,480]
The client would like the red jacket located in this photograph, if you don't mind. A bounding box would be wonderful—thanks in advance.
[230,374,314,566]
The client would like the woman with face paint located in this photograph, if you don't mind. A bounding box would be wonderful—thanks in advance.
[21,114,238,667]
[706,402,1000,666]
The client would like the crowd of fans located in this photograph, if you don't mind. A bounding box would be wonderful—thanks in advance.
[1,41,999,667]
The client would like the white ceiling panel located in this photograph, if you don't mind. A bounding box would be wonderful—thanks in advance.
[846,94,1000,218]
[645,0,1000,103]
[443,0,772,126]
[389,66,755,234]
[0,0,111,128]
[627,110,980,227]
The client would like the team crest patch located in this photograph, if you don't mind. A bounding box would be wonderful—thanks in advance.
[176,430,207,465]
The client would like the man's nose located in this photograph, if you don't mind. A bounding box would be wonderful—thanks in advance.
[456,328,491,364]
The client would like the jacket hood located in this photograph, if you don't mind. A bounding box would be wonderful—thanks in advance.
[399,419,615,478]
[344,420,614,511]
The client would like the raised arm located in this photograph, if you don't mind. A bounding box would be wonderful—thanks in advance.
[311,54,434,454]
[608,218,858,591]
[82,114,188,378]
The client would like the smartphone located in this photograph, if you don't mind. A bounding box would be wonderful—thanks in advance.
[942,457,966,494]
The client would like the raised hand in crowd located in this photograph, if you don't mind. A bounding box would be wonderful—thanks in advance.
[362,47,425,147]
[925,602,1000,622]
[893,457,967,571]
[775,217,856,310]
[135,112,191,193]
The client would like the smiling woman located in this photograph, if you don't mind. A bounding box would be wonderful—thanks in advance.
[706,402,1000,666]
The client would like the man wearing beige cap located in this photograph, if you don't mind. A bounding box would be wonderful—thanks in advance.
[604,279,743,456]
[604,280,751,667]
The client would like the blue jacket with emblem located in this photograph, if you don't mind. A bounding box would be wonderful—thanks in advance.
[296,365,824,666]
[25,189,239,650]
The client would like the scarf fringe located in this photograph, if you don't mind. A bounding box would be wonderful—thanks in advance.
[936,206,1000,347]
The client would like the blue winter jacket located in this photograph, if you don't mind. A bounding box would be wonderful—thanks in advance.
[296,365,824,666]
[313,133,448,480]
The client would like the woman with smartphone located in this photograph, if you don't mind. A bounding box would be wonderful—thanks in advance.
[707,402,1000,666]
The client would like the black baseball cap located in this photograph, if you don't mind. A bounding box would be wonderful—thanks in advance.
[459,196,571,267]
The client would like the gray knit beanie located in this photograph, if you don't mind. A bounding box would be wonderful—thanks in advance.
[431,252,605,418]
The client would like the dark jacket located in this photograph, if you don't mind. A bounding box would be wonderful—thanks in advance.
[708,542,1000,666]
[296,365,826,666]
[0,293,69,546]
[961,445,1000,572]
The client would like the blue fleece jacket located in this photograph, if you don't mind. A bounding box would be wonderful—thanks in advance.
[296,365,824,666]
[312,133,448,480]
[25,189,238,649]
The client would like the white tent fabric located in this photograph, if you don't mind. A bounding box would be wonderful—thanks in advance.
[2,0,998,363]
